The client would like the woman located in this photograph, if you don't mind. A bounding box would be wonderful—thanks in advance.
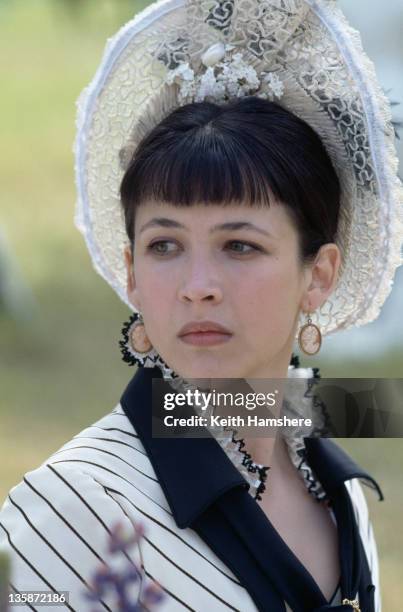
[1,0,402,610]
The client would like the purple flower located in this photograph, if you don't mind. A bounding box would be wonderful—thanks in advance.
[84,519,165,611]
[108,521,145,554]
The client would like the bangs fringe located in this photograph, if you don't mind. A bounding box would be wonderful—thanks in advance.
[120,98,340,255]
[131,133,278,210]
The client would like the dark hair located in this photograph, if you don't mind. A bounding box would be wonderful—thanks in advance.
[120,96,340,264]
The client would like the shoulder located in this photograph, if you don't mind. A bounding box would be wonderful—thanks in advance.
[0,405,153,610]
[305,438,383,611]
[0,403,159,535]
[38,403,170,511]
[344,478,382,612]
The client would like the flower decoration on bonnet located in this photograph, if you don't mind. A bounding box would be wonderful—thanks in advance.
[164,41,284,103]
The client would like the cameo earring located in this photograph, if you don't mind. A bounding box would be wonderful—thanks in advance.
[119,312,180,378]
[298,312,322,356]
[119,311,157,367]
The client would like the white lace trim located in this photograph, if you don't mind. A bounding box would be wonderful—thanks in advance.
[167,364,328,502]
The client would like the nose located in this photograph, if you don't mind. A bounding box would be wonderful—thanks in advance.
[177,257,223,304]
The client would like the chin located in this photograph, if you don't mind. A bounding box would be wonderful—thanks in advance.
[169,358,217,380]
[175,360,246,381]
[174,366,218,380]
[163,343,251,380]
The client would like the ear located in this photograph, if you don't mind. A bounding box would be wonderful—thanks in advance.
[124,245,141,311]
[300,243,341,314]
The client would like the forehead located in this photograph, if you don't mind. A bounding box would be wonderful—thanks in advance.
[134,200,297,240]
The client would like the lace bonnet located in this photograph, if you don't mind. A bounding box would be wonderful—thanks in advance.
[74,0,403,339]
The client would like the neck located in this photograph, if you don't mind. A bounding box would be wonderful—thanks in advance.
[239,347,294,474]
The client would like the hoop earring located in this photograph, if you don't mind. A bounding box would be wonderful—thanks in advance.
[298,313,322,356]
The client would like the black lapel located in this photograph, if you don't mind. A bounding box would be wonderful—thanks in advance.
[121,367,383,611]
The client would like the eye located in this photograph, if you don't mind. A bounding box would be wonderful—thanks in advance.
[147,240,179,256]
[225,240,262,255]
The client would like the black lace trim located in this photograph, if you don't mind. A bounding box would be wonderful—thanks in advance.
[295,447,328,501]
[303,365,334,439]
[227,353,329,503]
[289,353,301,368]
[298,362,331,501]
[230,430,270,501]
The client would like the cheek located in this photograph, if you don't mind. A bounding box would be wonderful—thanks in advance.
[236,259,301,327]
[135,266,175,334]
[136,260,173,301]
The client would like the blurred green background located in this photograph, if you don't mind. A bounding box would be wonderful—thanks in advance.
[0,0,402,608]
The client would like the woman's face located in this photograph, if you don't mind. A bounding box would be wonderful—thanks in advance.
[125,200,338,379]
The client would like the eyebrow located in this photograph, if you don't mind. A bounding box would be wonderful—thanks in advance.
[138,218,275,239]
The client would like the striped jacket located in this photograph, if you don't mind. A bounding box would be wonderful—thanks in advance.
[0,367,383,611]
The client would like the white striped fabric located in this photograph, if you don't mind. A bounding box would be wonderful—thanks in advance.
[344,479,382,612]
[0,404,381,611]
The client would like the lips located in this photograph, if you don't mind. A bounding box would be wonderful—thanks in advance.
[178,321,232,337]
